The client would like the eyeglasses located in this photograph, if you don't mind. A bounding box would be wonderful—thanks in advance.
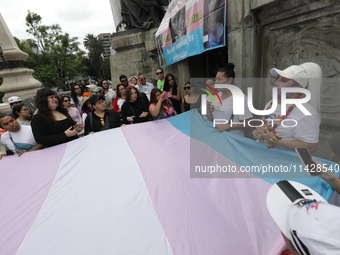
[139,78,146,80]
[63,100,70,102]
[156,72,163,75]
[184,86,191,90]
[121,79,128,82]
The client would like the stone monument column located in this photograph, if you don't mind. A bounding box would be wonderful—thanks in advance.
[0,13,41,113]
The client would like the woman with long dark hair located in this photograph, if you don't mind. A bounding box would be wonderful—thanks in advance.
[98,79,116,108]
[31,88,83,147]
[112,84,126,113]
[163,73,182,114]
[12,104,31,126]
[149,88,176,120]
[61,95,82,124]
[182,81,201,112]
[120,87,150,124]
[70,83,84,112]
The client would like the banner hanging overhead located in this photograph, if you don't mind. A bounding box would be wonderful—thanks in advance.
[156,0,226,67]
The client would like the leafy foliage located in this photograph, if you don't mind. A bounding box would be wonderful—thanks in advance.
[25,11,86,90]
[83,34,105,79]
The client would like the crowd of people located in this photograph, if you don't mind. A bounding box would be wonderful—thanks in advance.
[0,63,336,160]
[0,69,186,158]
[0,62,339,254]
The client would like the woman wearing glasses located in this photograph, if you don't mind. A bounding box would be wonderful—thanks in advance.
[61,95,82,124]
[12,104,31,126]
[31,88,83,148]
[182,82,201,112]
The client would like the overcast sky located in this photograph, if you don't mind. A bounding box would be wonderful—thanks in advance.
[1,0,116,51]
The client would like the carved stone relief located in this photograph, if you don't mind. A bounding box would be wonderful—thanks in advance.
[262,13,340,127]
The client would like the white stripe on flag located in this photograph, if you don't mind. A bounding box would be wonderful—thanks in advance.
[17,128,174,255]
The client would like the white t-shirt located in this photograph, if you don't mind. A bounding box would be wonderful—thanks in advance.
[70,96,83,112]
[136,83,154,100]
[105,89,116,99]
[66,107,82,124]
[209,92,253,136]
[263,101,320,143]
[1,125,38,154]
[117,98,126,110]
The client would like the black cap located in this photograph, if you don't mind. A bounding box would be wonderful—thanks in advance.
[89,94,105,105]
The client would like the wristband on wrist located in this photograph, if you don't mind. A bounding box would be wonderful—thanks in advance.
[265,135,282,149]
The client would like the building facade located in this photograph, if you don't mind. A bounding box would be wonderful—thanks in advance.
[110,0,340,159]
[98,33,114,59]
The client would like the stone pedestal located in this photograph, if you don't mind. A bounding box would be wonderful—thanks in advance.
[110,28,159,84]
[0,13,41,113]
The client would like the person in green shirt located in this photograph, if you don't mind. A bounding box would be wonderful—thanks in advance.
[156,68,165,91]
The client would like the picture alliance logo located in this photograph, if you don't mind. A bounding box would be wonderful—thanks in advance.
[201,84,312,128]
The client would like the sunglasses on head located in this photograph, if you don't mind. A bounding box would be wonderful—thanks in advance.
[156,72,163,75]
[184,86,191,90]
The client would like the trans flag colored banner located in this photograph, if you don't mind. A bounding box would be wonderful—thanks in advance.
[155,0,226,67]
[0,110,337,255]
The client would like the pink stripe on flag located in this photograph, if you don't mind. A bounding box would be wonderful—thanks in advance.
[0,144,67,255]
[122,120,282,254]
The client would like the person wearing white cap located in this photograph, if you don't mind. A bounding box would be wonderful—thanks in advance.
[267,180,340,255]
[8,96,22,109]
[253,62,322,152]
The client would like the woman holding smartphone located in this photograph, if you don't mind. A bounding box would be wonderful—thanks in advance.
[31,88,83,147]
[149,88,176,120]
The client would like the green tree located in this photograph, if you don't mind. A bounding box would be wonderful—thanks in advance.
[25,11,86,90]
[83,34,105,79]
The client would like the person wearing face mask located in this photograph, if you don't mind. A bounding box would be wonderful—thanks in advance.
[253,62,322,152]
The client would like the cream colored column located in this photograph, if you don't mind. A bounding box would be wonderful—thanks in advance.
[0,13,41,113]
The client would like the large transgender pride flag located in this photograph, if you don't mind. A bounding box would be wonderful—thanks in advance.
[0,110,336,255]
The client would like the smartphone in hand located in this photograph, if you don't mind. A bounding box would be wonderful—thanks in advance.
[71,124,80,131]
[295,147,320,176]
